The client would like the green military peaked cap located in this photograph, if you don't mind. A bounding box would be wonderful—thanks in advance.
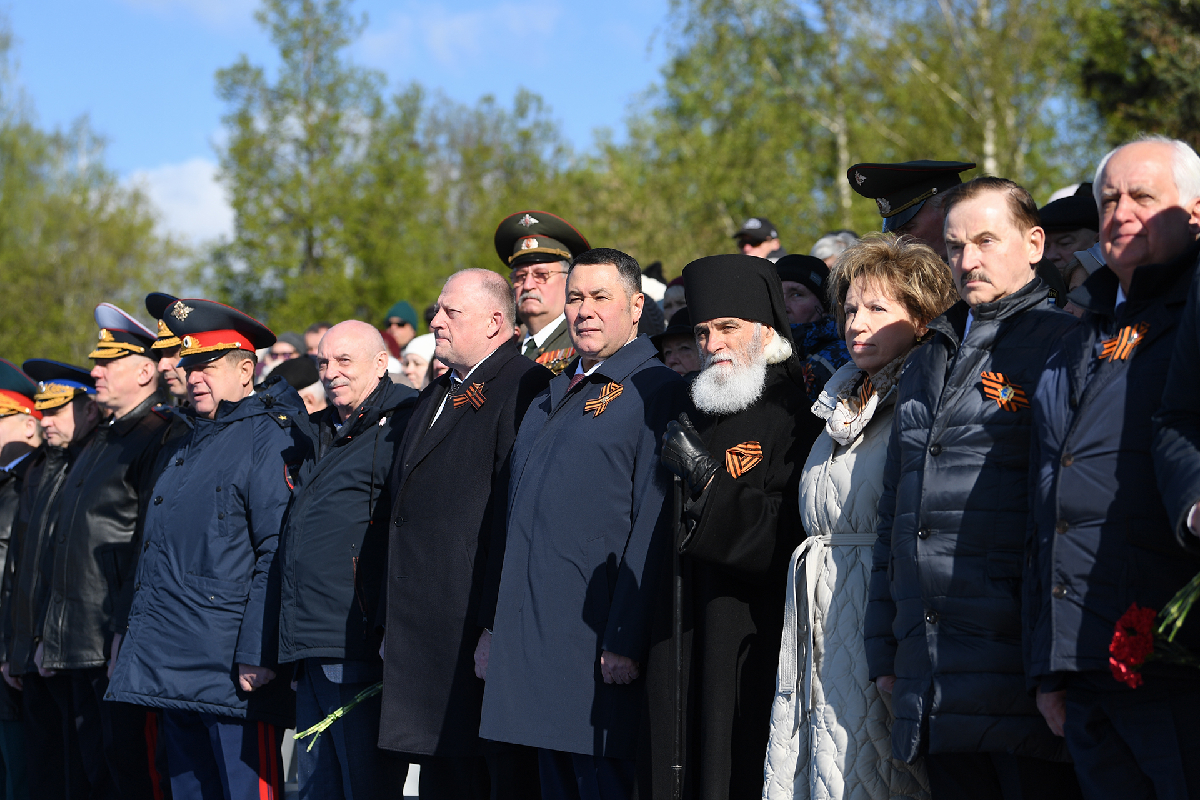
[494,210,590,270]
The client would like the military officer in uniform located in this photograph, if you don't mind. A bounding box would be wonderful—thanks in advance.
[145,292,188,404]
[1,360,98,799]
[494,210,590,375]
[108,299,310,800]
[40,304,168,800]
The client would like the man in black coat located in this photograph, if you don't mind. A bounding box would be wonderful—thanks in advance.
[40,304,168,800]
[277,320,417,800]
[1028,136,1200,798]
[865,178,1082,798]
[379,269,553,799]
[1,360,99,799]
[645,254,821,800]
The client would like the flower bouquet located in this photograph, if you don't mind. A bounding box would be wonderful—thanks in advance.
[1109,572,1200,688]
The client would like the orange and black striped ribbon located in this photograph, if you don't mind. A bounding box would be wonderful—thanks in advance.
[584,382,623,417]
[452,382,486,410]
[1100,321,1149,361]
[980,371,1029,411]
[725,441,763,479]
[856,377,874,411]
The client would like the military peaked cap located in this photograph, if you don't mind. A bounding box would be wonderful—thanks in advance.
[167,299,276,369]
[848,160,976,232]
[0,358,40,419]
[88,303,157,361]
[145,292,183,350]
[494,211,590,270]
[22,359,96,411]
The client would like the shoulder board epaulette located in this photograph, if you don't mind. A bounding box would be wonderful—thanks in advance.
[268,411,292,429]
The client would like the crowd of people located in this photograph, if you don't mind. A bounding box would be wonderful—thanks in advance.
[0,132,1195,800]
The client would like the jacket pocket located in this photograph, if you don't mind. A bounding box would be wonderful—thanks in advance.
[184,572,250,600]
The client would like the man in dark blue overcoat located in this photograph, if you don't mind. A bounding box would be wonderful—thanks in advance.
[479,248,685,800]
[108,299,313,800]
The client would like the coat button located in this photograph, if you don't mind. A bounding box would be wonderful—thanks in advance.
[218,512,225,520]
[918,529,930,540]
[215,486,221,492]
[1060,453,1073,468]
[135,582,140,591]
[1051,584,1068,599]
[929,444,942,456]
[143,541,150,552]
[1055,520,1069,534]
[175,458,184,466]
[153,496,163,505]
[925,610,938,624]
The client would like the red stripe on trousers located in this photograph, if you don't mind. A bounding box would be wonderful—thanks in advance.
[144,712,165,800]
[257,722,270,800]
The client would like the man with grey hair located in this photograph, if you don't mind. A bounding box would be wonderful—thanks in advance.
[380,269,554,800]
[1030,135,1200,798]
[276,319,419,800]
[810,229,859,266]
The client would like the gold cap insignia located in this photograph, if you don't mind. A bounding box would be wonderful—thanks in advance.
[520,237,539,250]
[171,303,194,321]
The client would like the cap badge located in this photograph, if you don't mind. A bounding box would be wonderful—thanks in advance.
[171,303,194,321]
[452,382,487,410]
[181,335,197,349]
[98,329,114,342]
[743,218,762,229]
[584,381,623,417]
[520,237,539,250]
[876,197,891,214]
[725,441,763,479]
[854,171,866,185]
[1100,321,1149,361]
[518,213,539,228]
[980,371,1029,412]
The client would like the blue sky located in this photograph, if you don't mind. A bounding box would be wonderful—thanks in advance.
[8,0,672,242]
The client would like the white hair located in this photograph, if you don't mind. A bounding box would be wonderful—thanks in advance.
[810,231,859,262]
[762,325,793,364]
[1093,134,1200,206]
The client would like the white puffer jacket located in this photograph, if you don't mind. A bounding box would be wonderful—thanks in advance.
[763,362,928,800]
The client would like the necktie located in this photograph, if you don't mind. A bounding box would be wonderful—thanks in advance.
[523,338,538,358]
[567,372,586,393]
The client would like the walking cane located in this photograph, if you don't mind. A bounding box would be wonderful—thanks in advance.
[671,474,684,800]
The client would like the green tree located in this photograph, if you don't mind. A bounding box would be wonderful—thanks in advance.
[0,22,180,364]
[1077,0,1200,150]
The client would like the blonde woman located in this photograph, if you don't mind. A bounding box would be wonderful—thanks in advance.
[764,235,957,800]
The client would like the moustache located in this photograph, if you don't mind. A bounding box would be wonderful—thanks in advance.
[959,270,993,288]
[518,290,543,304]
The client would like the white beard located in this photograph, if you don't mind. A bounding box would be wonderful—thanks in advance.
[691,353,768,416]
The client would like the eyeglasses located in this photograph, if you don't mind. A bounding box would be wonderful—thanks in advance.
[509,266,567,287]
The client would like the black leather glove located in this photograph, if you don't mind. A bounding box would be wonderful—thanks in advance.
[661,413,719,498]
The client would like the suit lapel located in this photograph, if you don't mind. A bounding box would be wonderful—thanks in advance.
[401,340,520,483]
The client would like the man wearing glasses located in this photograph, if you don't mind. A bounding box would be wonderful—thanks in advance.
[493,211,591,375]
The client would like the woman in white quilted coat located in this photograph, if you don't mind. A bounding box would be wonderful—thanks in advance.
[763,235,958,800]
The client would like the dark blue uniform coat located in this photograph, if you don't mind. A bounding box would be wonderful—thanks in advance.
[107,379,313,727]
[479,335,684,759]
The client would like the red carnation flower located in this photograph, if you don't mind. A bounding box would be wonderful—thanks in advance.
[1108,603,1157,689]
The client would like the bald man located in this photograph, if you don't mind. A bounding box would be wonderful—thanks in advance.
[277,320,420,800]
[379,269,555,800]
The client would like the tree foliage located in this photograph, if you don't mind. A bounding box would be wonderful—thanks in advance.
[1078,0,1200,151]
[0,24,180,364]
